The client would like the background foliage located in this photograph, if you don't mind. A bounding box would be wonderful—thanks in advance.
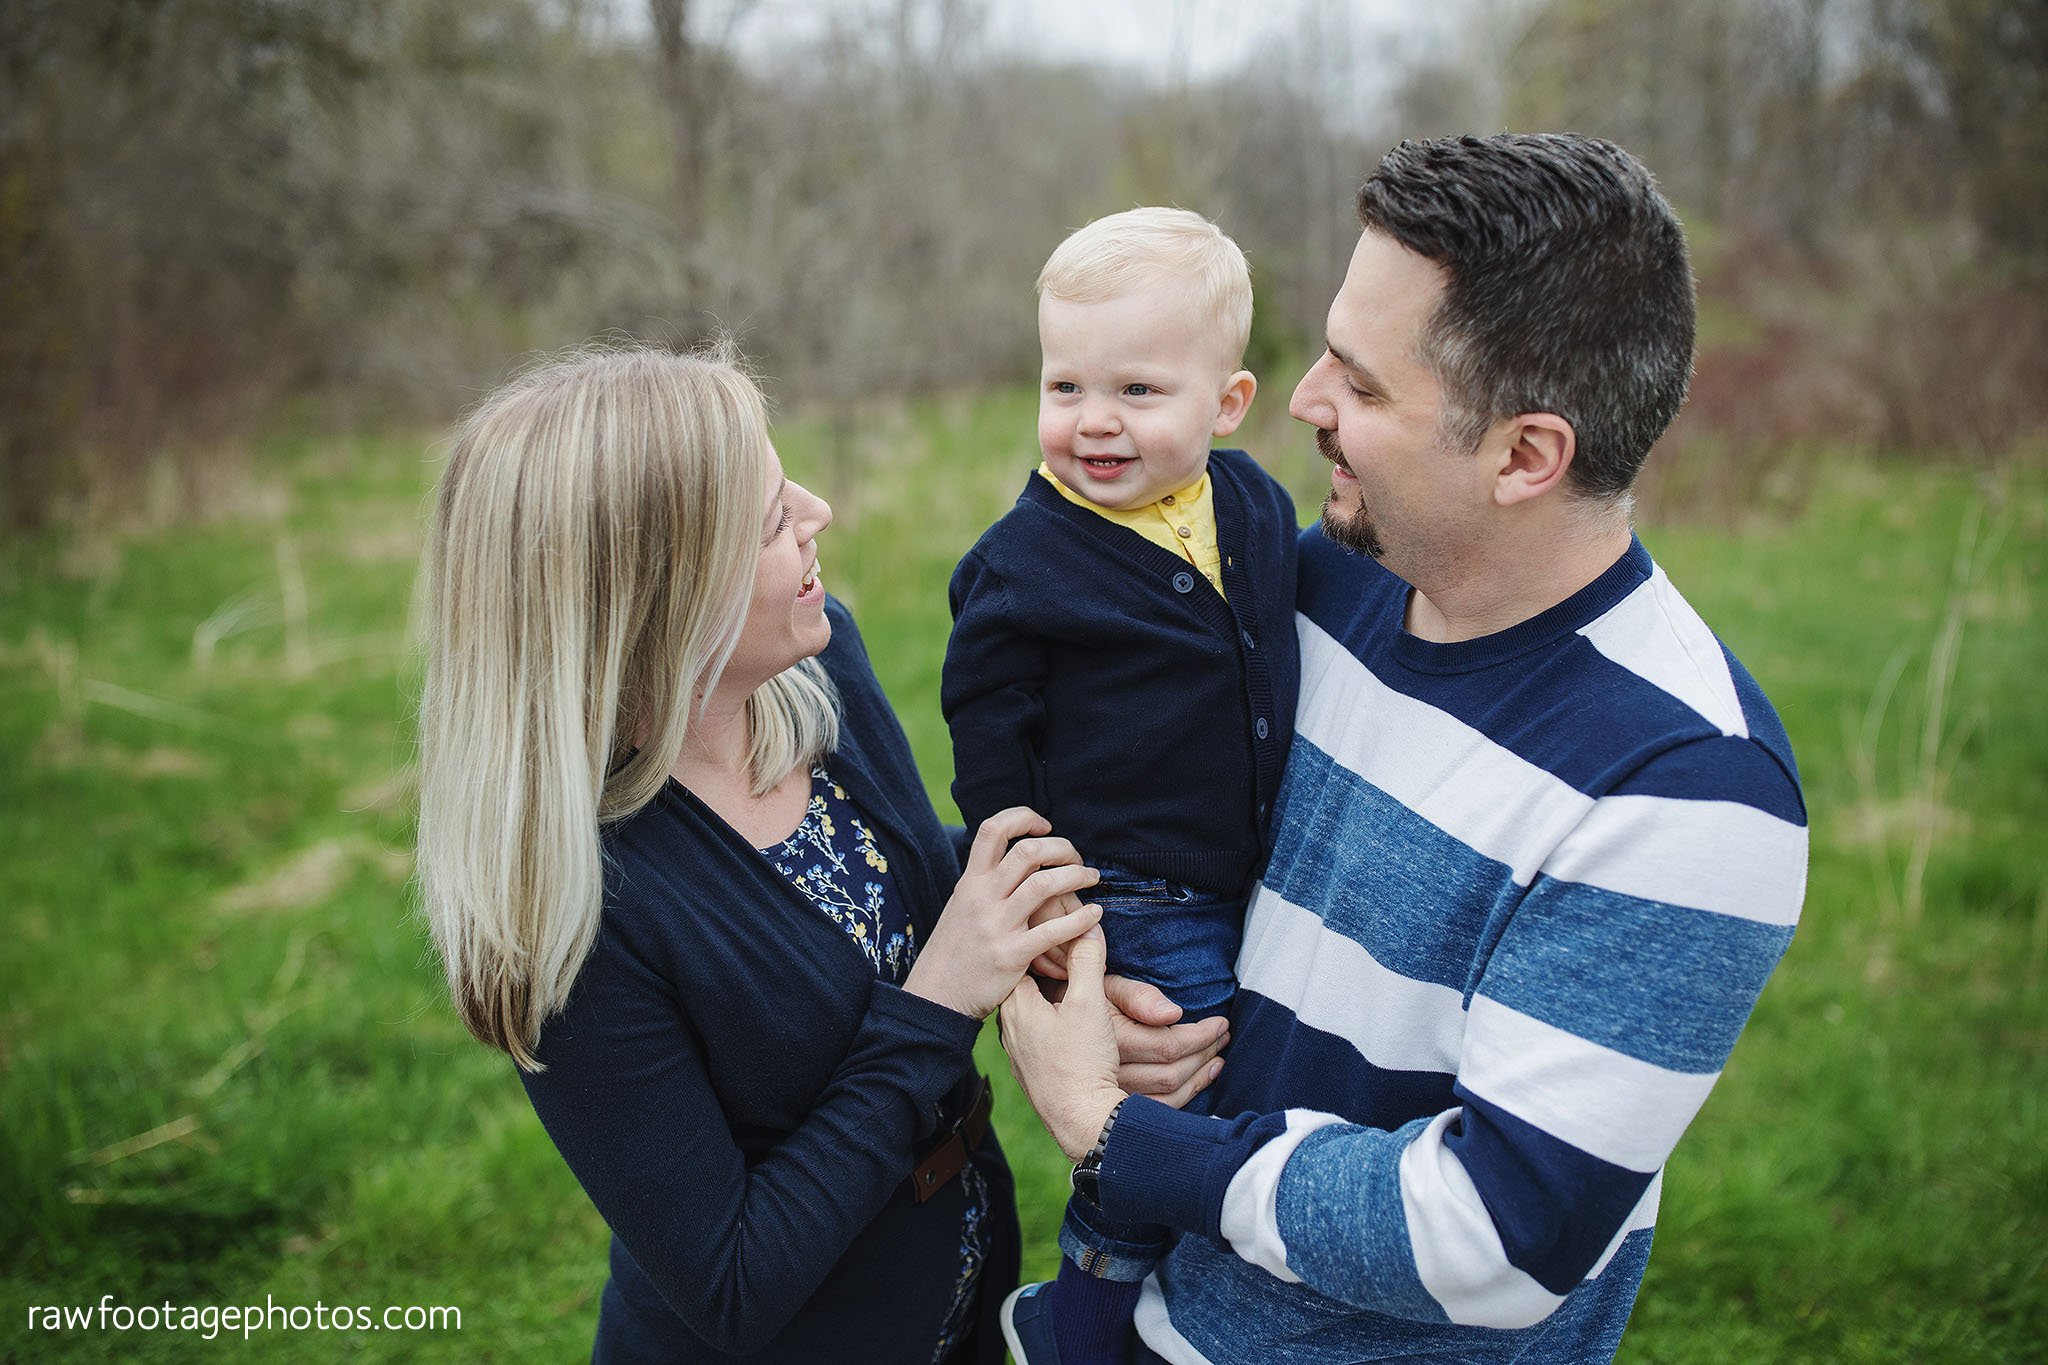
[3,0,2043,527]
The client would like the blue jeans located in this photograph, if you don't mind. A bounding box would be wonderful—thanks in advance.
[1059,864,1242,1282]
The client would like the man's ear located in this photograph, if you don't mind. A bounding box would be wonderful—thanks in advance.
[1212,370,1258,439]
[1493,412,1576,506]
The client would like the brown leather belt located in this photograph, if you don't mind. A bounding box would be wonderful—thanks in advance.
[910,1075,992,1203]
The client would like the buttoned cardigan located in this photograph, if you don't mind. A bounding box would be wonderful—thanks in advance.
[943,448,1299,895]
[521,598,1019,1364]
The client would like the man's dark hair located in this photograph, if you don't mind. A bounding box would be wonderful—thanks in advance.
[1357,134,1695,501]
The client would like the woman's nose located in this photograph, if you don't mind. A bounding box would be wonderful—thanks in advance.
[796,484,832,538]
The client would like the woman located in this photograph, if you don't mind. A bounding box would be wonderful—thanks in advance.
[415,344,1104,1362]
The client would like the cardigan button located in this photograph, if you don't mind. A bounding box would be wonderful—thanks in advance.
[1172,571,1195,593]
[1241,629,1255,650]
[1256,717,1270,740]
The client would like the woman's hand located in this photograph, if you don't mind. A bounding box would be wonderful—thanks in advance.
[903,807,1101,1020]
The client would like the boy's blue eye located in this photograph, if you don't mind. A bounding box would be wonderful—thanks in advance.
[1125,383,1152,397]
[1053,381,1078,394]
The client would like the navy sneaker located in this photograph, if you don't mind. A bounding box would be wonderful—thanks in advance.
[1000,1281,1062,1364]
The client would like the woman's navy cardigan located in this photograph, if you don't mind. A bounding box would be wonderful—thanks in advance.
[521,598,1019,1364]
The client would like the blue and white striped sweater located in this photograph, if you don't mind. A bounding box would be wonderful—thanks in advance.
[1101,532,1807,1363]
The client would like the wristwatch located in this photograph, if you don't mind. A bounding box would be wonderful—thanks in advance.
[1069,1097,1128,1209]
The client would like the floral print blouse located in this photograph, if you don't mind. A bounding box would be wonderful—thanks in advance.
[760,765,989,1362]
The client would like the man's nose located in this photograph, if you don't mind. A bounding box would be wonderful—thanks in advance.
[1289,363,1332,426]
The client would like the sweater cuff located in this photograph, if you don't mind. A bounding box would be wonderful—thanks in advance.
[851,986,987,1146]
[1098,1096,1238,1238]
[865,980,983,1053]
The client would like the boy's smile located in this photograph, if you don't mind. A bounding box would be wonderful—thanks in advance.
[1037,279,1255,510]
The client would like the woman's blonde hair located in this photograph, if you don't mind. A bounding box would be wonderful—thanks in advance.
[415,343,838,1070]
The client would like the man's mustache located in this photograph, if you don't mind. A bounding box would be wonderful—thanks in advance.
[1315,427,1353,475]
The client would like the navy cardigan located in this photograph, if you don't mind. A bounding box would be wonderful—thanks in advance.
[942,449,1300,895]
[521,599,1019,1364]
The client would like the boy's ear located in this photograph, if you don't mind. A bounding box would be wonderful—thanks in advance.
[1211,370,1257,439]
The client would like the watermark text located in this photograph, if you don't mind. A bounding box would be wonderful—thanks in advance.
[27,1294,460,1341]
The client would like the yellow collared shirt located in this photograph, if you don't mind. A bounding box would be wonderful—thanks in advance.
[1037,463,1224,598]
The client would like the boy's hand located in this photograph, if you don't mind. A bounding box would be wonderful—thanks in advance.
[1025,893,1085,979]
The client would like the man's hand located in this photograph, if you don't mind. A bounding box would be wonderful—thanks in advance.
[1104,976,1228,1109]
[1010,963,1229,1108]
[999,928,1131,1161]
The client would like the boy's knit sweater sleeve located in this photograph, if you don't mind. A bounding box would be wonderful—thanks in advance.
[942,548,1051,835]
[1096,735,1806,1329]
[520,919,980,1355]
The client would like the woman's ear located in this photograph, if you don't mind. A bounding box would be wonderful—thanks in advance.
[1493,412,1576,506]
[1212,370,1258,439]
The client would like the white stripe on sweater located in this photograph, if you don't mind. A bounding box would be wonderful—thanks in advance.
[1576,568,1747,737]
[1135,1276,1217,1365]
[1462,996,1719,1173]
[1236,889,1469,1074]
[1399,1109,1566,1329]
[1295,619,1588,886]
[1543,794,1807,925]
[1217,1109,1347,1284]
[1298,619,1803,921]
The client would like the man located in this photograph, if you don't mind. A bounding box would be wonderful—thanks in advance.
[1002,133,1808,1364]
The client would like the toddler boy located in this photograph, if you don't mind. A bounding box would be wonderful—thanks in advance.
[942,208,1301,1365]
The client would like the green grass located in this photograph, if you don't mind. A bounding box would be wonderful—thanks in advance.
[2,399,2042,1361]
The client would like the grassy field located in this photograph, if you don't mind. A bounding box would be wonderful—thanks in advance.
[3,390,2043,1362]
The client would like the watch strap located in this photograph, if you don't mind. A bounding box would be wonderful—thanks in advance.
[1069,1095,1129,1207]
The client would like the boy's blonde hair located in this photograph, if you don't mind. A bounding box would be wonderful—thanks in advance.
[415,342,838,1071]
[1036,207,1253,368]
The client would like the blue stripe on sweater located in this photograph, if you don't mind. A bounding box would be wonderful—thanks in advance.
[1294,533,1802,822]
[1603,733,1806,824]
[1481,878,1797,1074]
[1729,643,1804,788]
[1149,1228,1653,1360]
[1261,742,1513,993]
[1275,1117,1447,1324]
[1214,992,1459,1133]
[1446,1088,1658,1295]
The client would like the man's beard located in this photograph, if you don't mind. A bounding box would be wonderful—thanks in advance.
[1316,427,1383,558]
